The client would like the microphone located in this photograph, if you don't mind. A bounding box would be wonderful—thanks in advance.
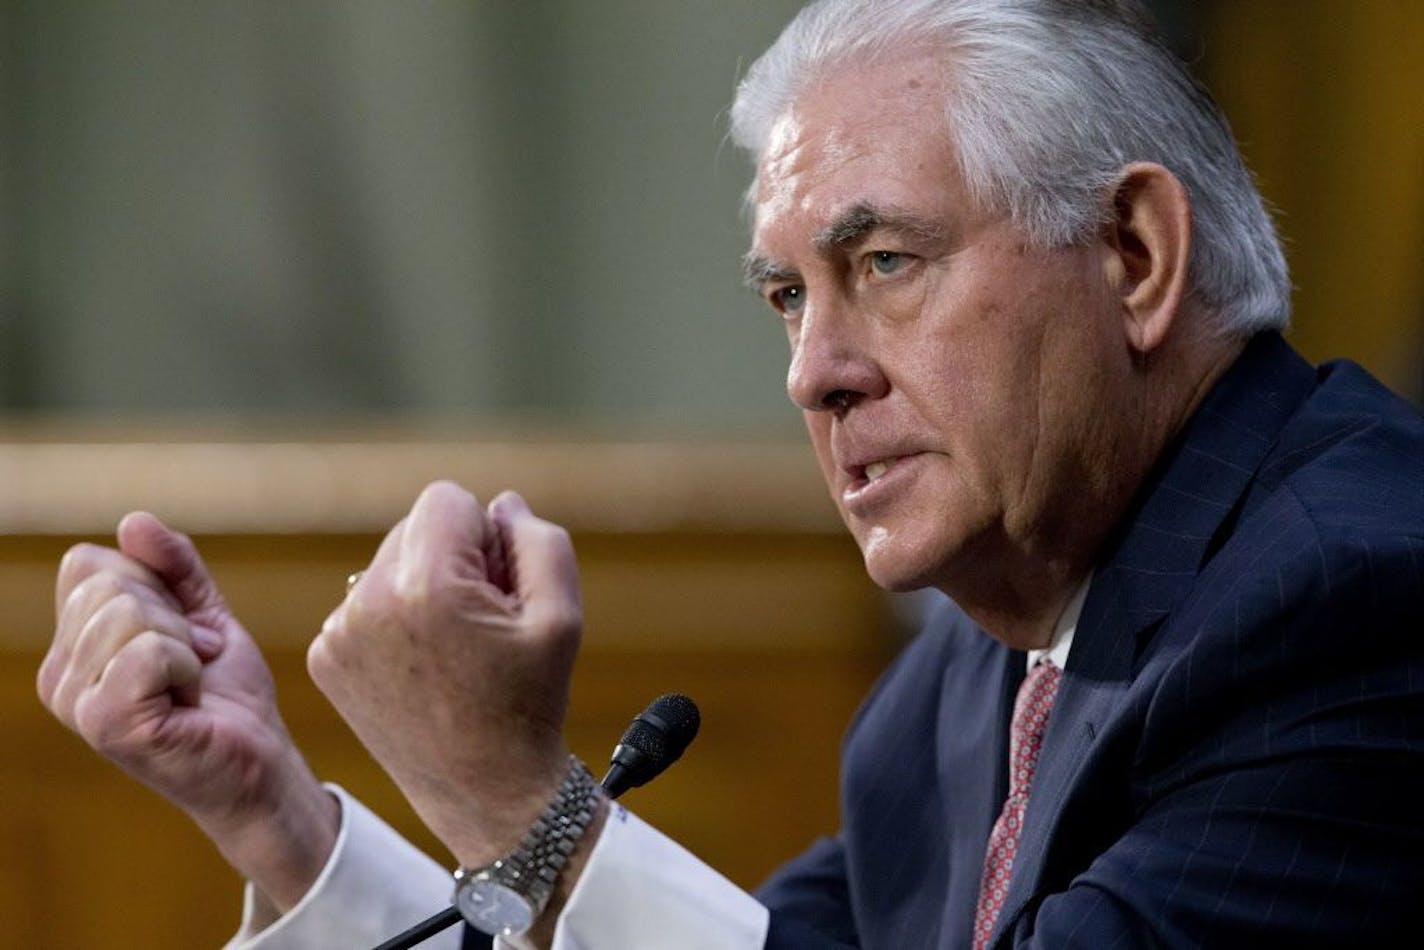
[373,694,700,950]
[601,693,701,799]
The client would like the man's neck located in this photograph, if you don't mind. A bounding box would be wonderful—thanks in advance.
[941,549,1092,651]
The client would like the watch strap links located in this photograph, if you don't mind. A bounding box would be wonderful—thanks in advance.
[453,755,602,935]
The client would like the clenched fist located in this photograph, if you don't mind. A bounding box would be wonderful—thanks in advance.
[309,481,591,873]
[38,512,338,912]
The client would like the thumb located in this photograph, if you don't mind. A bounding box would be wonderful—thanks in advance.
[116,512,227,618]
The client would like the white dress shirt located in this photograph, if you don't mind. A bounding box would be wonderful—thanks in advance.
[226,786,767,949]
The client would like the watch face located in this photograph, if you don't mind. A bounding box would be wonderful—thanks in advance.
[456,877,535,937]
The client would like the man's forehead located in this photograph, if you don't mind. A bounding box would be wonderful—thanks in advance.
[756,94,918,204]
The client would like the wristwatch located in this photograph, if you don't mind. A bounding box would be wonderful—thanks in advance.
[452,756,602,937]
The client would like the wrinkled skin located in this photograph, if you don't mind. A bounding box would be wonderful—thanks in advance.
[748,53,1234,646]
[39,483,601,943]
[308,482,588,869]
[39,512,337,911]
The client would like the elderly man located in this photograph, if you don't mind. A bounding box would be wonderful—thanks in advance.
[39,1,1424,947]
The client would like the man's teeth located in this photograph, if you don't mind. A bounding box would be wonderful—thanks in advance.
[865,460,890,482]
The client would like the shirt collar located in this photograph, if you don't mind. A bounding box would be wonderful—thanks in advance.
[1027,572,1091,672]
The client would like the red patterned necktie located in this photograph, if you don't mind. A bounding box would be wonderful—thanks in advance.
[971,658,1062,950]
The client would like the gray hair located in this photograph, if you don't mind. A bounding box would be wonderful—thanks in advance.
[729,0,1290,335]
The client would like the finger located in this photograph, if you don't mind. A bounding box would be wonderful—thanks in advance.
[343,515,408,615]
[116,512,225,617]
[361,514,409,581]
[489,492,582,641]
[47,570,129,703]
[73,592,194,690]
[397,481,492,592]
[43,571,176,707]
[73,631,203,753]
[318,514,408,670]
[315,517,404,687]
[55,541,178,622]
[483,495,514,594]
[58,571,175,648]
[49,593,195,722]
[487,491,528,594]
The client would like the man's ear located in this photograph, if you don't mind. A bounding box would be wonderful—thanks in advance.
[1101,162,1192,357]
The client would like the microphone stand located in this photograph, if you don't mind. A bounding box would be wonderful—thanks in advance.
[374,906,464,950]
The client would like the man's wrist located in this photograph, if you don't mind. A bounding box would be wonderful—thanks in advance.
[203,757,341,914]
[454,755,605,940]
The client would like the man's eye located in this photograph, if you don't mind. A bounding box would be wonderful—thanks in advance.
[772,285,806,313]
[870,251,904,275]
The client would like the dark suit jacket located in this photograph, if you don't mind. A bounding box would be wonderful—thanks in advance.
[758,332,1424,948]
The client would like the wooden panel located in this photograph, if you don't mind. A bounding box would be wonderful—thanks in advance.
[3,528,893,948]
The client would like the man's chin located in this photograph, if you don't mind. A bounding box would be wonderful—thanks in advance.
[859,544,941,593]
[852,509,993,595]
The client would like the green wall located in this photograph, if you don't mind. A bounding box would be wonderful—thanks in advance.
[0,2,805,427]
[0,1,1217,426]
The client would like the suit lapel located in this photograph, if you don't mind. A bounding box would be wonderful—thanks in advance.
[989,333,1316,943]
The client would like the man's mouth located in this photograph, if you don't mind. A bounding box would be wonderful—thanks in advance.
[863,459,895,483]
[848,455,914,493]
[840,452,925,516]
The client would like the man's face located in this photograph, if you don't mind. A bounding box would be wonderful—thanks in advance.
[748,54,1126,594]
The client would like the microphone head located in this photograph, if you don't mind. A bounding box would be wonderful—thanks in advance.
[603,693,700,796]
[630,693,700,761]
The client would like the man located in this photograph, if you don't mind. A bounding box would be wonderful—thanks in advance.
[39,1,1424,947]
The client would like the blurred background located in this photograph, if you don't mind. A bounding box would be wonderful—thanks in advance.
[1,2,1420,946]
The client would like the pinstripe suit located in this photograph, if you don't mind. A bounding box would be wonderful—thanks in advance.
[759,332,1424,948]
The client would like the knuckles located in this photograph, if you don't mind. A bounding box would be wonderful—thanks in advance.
[540,600,583,644]
[347,561,464,634]
[307,607,366,694]
[56,543,108,599]
[35,654,60,707]
[74,641,156,754]
[536,518,573,550]
[43,571,131,707]
[92,590,147,632]
[311,485,583,688]
[65,571,127,618]
[305,632,335,691]
[386,563,435,613]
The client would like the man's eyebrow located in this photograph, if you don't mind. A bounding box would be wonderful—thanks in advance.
[813,203,946,250]
[741,252,799,293]
[741,203,946,292]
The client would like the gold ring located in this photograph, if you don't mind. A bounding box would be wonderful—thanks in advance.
[346,571,365,595]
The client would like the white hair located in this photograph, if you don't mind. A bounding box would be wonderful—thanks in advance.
[730,0,1290,336]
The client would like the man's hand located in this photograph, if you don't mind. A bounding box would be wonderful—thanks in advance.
[38,512,339,912]
[308,481,586,873]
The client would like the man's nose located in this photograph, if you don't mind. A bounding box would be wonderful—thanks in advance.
[785,303,886,413]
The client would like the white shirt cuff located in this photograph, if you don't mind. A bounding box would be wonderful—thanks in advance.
[494,803,768,950]
[223,787,765,950]
[223,784,460,950]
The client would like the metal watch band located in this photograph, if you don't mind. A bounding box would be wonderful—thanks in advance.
[453,755,602,925]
